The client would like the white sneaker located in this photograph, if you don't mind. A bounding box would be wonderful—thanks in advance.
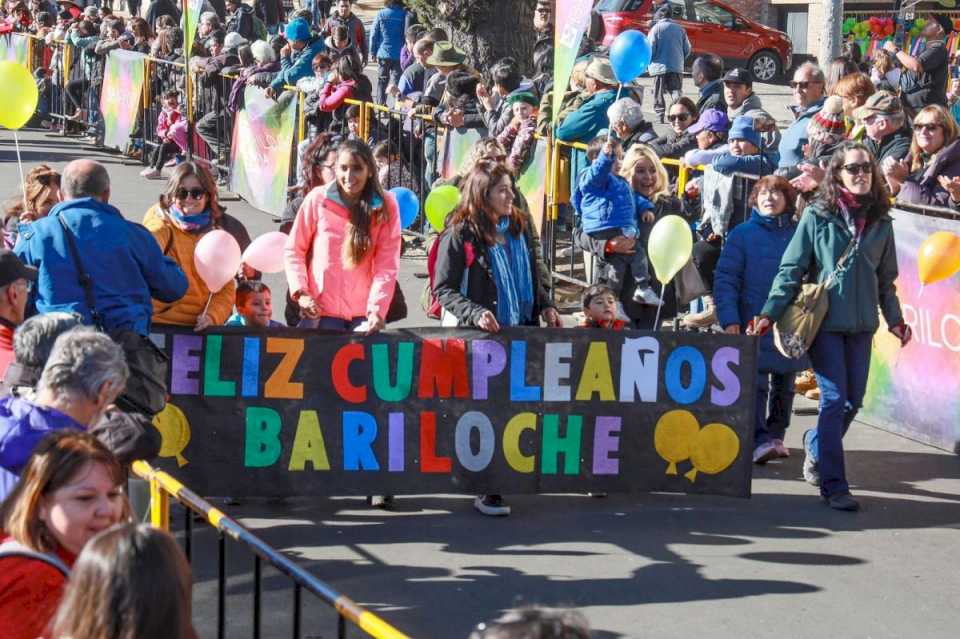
[474,494,510,516]
[141,168,162,179]
[633,286,662,306]
[753,441,778,464]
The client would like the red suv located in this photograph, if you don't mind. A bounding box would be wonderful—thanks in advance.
[594,0,793,83]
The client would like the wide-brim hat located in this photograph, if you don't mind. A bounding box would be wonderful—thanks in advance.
[585,56,617,86]
[426,40,466,67]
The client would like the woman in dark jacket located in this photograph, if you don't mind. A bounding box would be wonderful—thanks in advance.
[756,142,910,512]
[433,160,560,518]
[650,97,699,160]
[885,105,960,208]
[714,176,808,464]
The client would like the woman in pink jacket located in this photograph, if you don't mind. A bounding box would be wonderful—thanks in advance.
[284,139,401,334]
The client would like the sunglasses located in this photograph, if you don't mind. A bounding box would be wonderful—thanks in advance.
[789,80,821,89]
[915,122,943,133]
[175,187,206,200]
[668,112,691,122]
[841,162,873,176]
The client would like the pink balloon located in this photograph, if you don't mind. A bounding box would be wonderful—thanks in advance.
[242,231,288,274]
[194,230,242,292]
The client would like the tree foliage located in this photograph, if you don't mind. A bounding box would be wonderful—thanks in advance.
[406,0,540,74]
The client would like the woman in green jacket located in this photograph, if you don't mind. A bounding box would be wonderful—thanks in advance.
[754,142,911,511]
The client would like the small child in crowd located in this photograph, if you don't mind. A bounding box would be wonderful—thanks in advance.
[226,280,283,328]
[711,115,779,177]
[141,89,187,179]
[346,103,362,140]
[574,137,661,306]
[578,285,626,330]
[496,91,539,174]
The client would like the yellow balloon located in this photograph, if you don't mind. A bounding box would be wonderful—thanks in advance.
[647,215,693,285]
[654,409,700,475]
[152,403,192,467]
[0,61,39,130]
[685,423,740,482]
[917,231,960,286]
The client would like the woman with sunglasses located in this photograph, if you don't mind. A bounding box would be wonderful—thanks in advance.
[650,97,699,160]
[754,142,910,511]
[883,105,960,208]
[143,162,251,331]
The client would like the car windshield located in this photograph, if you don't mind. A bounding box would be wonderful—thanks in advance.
[693,0,735,25]
[596,0,635,11]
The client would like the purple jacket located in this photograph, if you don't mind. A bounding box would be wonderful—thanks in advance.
[898,138,960,208]
[0,397,84,501]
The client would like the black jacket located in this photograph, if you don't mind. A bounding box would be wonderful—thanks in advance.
[621,121,658,151]
[146,0,180,30]
[864,125,912,164]
[226,4,256,42]
[650,129,697,159]
[696,79,724,114]
[433,222,553,327]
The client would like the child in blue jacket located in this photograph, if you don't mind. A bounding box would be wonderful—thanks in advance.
[573,137,661,306]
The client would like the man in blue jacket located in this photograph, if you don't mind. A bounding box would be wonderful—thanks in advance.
[370,0,408,104]
[267,19,326,99]
[778,62,826,171]
[14,160,187,336]
[647,5,691,123]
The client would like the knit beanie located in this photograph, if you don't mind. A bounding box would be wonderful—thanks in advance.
[807,96,845,140]
[285,18,311,43]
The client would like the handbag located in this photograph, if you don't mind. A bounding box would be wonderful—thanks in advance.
[773,238,857,359]
[58,214,169,417]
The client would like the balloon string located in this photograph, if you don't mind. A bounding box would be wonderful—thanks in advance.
[201,293,212,318]
[13,130,28,217]
[653,281,664,330]
[608,84,625,143]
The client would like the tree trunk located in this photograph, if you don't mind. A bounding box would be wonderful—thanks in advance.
[406,0,540,75]
[818,0,843,68]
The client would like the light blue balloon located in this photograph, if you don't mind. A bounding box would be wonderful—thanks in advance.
[390,187,420,229]
[610,30,652,84]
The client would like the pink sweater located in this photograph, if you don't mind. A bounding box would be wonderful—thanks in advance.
[284,182,401,321]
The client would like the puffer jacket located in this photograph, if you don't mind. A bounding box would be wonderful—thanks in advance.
[370,3,407,61]
[270,36,326,92]
[761,199,903,334]
[142,205,238,327]
[897,138,960,208]
[573,150,637,234]
[714,209,808,374]
[284,182,401,321]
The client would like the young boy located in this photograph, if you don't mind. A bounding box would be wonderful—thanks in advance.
[578,285,626,330]
[574,137,661,306]
[226,280,283,328]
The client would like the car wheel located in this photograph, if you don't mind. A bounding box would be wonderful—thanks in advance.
[749,50,781,83]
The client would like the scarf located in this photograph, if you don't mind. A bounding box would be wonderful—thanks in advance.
[487,216,534,327]
[836,187,868,240]
[167,205,211,232]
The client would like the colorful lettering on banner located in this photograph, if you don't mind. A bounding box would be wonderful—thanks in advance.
[0,33,29,66]
[861,208,960,452]
[150,326,758,498]
[99,50,147,151]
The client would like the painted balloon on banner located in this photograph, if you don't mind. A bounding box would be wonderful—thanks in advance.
[685,423,740,482]
[425,185,461,231]
[0,61,39,130]
[195,230,242,292]
[390,187,420,229]
[654,409,701,475]
[242,231,288,274]
[153,402,192,467]
[917,231,960,285]
[609,30,652,84]
[647,215,693,284]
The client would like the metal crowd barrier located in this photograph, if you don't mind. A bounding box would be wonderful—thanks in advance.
[132,461,410,639]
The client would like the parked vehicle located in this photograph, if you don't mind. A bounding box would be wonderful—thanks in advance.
[593,0,793,83]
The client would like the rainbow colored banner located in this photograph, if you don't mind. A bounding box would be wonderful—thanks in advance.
[861,209,960,453]
[229,87,297,215]
[99,50,146,151]
[552,0,594,125]
[182,0,204,54]
[0,33,28,66]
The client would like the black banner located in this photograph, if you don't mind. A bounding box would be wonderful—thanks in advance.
[148,327,757,498]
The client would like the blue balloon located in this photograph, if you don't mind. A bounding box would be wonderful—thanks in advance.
[390,187,420,229]
[609,30,652,84]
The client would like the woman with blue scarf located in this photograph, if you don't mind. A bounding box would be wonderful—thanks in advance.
[143,162,252,330]
[433,160,560,516]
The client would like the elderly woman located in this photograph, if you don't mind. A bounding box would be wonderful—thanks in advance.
[606,97,656,151]
[143,162,250,330]
[885,105,960,208]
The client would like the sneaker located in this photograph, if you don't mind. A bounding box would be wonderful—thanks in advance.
[632,286,662,306]
[752,441,778,464]
[366,495,394,509]
[473,494,510,516]
[802,429,820,486]
[681,296,716,328]
[141,168,163,179]
[824,493,860,511]
[164,157,179,167]
[772,439,790,458]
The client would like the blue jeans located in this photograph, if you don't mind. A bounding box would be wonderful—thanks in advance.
[805,331,873,497]
[755,371,795,446]
[299,316,365,331]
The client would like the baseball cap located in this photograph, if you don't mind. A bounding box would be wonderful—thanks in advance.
[853,90,902,121]
[0,250,38,288]
[722,67,752,86]
[687,108,730,134]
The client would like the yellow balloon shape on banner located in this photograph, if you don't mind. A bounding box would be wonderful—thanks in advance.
[0,61,39,130]
[917,231,960,285]
[152,403,192,467]
[647,215,693,284]
[685,423,740,482]
[654,410,700,475]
